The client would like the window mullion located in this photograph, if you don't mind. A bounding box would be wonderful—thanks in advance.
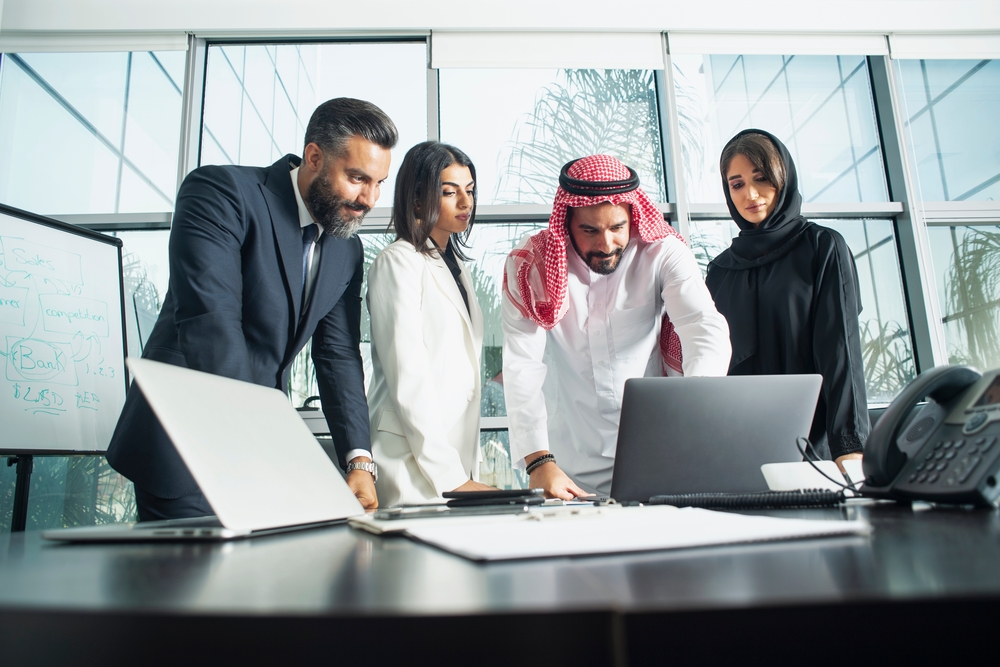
[177,35,207,194]
[868,53,949,371]
[660,34,690,239]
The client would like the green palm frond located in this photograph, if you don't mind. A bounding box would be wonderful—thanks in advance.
[494,70,666,204]
[860,319,917,402]
[944,227,1000,370]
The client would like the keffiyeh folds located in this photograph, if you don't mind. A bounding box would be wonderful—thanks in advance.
[503,154,686,374]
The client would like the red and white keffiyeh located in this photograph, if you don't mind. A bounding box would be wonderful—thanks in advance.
[503,154,686,374]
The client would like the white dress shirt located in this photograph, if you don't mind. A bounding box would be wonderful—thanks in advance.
[291,167,370,465]
[501,235,732,496]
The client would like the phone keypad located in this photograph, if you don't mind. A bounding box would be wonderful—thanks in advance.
[905,437,998,487]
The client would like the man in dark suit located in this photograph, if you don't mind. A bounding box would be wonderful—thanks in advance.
[106,98,396,520]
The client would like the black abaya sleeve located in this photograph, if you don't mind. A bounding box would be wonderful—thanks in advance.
[811,230,869,459]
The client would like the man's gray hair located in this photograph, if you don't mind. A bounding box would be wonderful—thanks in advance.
[304,97,398,156]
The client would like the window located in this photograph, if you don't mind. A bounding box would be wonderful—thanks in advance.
[440,69,667,204]
[0,51,185,215]
[200,41,428,199]
[0,49,186,532]
[896,59,1000,371]
[896,59,1000,202]
[112,230,170,358]
[928,224,1000,370]
[672,54,889,204]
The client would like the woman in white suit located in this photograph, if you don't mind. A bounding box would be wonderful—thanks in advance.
[366,142,496,506]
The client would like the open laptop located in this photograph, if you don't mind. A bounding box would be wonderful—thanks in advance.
[610,375,823,503]
[44,358,365,542]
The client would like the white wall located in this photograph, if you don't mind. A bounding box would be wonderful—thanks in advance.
[1,0,999,35]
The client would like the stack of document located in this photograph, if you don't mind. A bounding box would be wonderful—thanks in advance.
[350,505,870,562]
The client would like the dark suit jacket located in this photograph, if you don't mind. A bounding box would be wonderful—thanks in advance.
[106,155,370,499]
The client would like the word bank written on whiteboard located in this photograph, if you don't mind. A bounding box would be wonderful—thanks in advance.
[0,204,128,453]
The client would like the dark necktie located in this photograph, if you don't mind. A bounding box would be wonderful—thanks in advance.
[301,223,316,287]
[301,223,317,308]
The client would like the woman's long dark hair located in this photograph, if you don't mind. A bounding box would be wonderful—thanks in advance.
[391,141,477,260]
[719,132,787,194]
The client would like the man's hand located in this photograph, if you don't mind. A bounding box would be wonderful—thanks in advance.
[526,452,587,500]
[346,456,378,509]
[834,452,863,475]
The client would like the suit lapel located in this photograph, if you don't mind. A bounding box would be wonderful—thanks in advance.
[458,260,484,345]
[298,234,350,329]
[426,241,475,334]
[259,154,305,326]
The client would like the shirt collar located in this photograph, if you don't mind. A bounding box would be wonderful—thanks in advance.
[290,166,318,232]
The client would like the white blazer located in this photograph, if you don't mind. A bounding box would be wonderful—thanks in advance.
[366,239,484,506]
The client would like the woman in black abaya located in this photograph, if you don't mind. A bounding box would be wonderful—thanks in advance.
[706,129,868,470]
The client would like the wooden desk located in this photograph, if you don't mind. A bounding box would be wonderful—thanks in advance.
[2,502,999,666]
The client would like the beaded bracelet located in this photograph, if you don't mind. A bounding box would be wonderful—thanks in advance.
[525,453,556,475]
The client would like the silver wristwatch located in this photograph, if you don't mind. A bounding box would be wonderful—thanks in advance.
[346,460,378,482]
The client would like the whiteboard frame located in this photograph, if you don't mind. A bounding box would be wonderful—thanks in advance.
[0,202,129,455]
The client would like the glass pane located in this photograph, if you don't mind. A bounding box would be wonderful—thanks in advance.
[928,224,1000,371]
[440,69,667,205]
[896,59,1000,202]
[466,223,547,417]
[2,455,137,532]
[480,430,528,490]
[18,52,128,144]
[122,52,184,205]
[688,218,916,402]
[200,42,428,200]
[111,230,170,358]
[0,51,182,215]
[672,54,888,205]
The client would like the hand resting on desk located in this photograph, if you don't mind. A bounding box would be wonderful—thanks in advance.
[526,451,588,500]
[347,456,379,509]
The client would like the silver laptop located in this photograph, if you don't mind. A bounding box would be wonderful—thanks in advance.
[44,358,365,542]
[610,375,822,503]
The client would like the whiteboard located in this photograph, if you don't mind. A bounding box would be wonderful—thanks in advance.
[0,204,128,453]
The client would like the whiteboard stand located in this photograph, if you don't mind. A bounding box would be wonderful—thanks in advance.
[0,203,129,532]
[5,455,32,532]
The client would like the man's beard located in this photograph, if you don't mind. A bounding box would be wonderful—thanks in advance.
[569,234,626,275]
[305,172,369,238]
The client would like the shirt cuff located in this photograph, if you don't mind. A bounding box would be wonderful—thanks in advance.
[828,434,865,460]
[345,448,373,464]
[508,427,550,469]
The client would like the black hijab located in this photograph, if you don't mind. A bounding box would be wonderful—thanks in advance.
[707,129,814,368]
[710,129,813,269]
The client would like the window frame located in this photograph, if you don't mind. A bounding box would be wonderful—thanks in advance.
[39,32,970,408]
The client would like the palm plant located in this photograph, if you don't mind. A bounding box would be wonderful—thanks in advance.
[493,69,667,204]
[687,230,730,276]
[860,319,917,403]
[944,227,1000,371]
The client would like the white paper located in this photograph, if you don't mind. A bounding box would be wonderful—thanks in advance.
[402,506,870,561]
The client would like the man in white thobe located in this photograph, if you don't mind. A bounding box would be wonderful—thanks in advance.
[501,154,732,497]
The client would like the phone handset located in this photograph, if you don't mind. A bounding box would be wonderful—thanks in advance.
[863,365,982,492]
